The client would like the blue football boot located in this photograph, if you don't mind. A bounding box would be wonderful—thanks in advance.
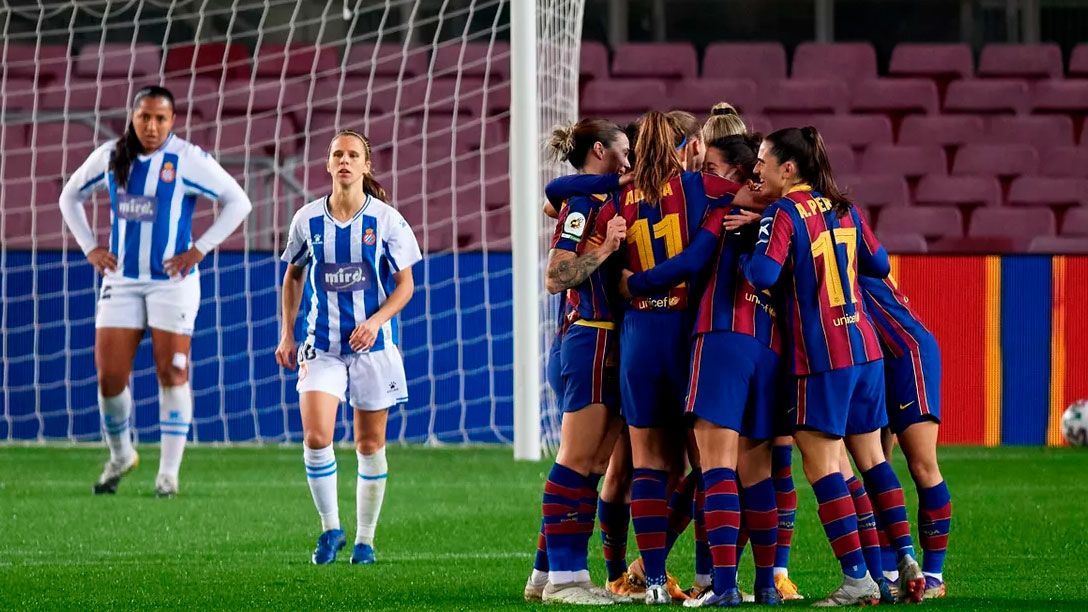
[682,587,742,608]
[350,543,376,565]
[755,586,783,605]
[311,529,346,565]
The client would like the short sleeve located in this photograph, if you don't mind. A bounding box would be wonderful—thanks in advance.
[551,195,596,252]
[383,208,423,272]
[280,211,311,265]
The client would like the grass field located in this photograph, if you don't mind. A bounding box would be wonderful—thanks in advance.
[1,445,1086,610]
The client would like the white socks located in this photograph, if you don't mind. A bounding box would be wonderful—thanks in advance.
[305,444,340,531]
[356,447,388,545]
[158,383,193,478]
[99,388,135,462]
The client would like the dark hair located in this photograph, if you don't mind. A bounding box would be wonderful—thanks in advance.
[706,133,762,181]
[631,111,684,204]
[112,85,175,189]
[623,121,639,167]
[546,118,624,169]
[331,129,388,200]
[764,126,851,215]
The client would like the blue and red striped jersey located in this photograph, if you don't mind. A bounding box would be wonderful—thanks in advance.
[859,275,939,360]
[550,193,621,324]
[742,185,888,375]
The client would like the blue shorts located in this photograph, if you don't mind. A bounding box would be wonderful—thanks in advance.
[793,360,887,437]
[620,310,690,428]
[686,332,782,440]
[884,341,942,434]
[547,333,564,399]
[559,323,619,413]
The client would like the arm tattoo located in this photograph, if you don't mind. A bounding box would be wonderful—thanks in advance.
[548,249,606,291]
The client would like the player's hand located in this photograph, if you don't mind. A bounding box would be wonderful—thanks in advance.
[350,318,382,352]
[602,216,627,252]
[164,247,205,278]
[618,269,634,299]
[723,210,762,232]
[618,173,634,187]
[86,247,117,274]
[275,336,297,370]
[542,200,559,219]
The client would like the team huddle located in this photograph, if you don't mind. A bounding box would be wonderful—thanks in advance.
[525,105,952,607]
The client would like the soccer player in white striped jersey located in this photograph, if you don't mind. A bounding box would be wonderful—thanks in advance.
[59,86,252,498]
[275,130,422,565]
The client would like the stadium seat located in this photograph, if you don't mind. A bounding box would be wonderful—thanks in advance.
[433,41,510,79]
[984,115,1075,149]
[580,41,609,82]
[876,231,928,254]
[1071,44,1088,77]
[850,78,940,115]
[791,42,877,82]
[612,42,697,79]
[1063,207,1088,235]
[28,122,102,178]
[825,144,857,173]
[2,77,39,111]
[839,174,910,208]
[1041,146,1088,178]
[744,114,773,135]
[969,208,1056,241]
[220,79,311,115]
[666,78,761,115]
[877,207,964,240]
[1027,236,1088,254]
[977,43,1063,79]
[761,79,849,114]
[159,77,219,120]
[888,43,973,80]
[581,79,667,115]
[3,43,69,84]
[163,42,250,80]
[344,44,429,77]
[929,236,1020,253]
[214,115,299,156]
[75,43,161,78]
[952,144,1039,177]
[1030,80,1088,114]
[702,42,787,83]
[39,77,133,111]
[944,79,1030,115]
[255,44,339,78]
[1006,176,1088,207]
[860,144,947,178]
[898,114,986,146]
[915,174,1002,208]
[795,115,893,148]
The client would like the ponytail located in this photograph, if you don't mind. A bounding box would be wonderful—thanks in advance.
[111,85,175,189]
[701,101,748,142]
[332,129,388,200]
[765,126,851,215]
[632,111,684,204]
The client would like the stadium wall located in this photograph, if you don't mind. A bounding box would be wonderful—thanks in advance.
[3,252,1085,446]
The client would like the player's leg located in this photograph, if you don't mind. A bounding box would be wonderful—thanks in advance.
[898,421,950,599]
[837,447,894,603]
[350,407,387,565]
[770,435,802,599]
[529,333,566,593]
[598,426,633,595]
[688,418,742,608]
[737,437,777,603]
[628,425,682,605]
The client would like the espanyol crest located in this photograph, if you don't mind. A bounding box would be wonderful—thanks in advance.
[160,161,175,183]
[364,227,377,246]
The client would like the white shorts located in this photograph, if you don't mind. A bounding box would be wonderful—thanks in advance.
[296,343,408,411]
[95,273,201,336]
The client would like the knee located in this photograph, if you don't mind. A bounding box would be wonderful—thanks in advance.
[97,376,128,398]
[304,431,333,449]
[908,457,942,487]
[355,438,385,456]
[155,356,189,387]
[555,447,595,474]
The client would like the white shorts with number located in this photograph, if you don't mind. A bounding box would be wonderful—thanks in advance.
[296,343,408,411]
[95,272,201,336]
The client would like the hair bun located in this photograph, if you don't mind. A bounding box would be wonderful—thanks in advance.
[800,126,818,142]
[711,104,737,117]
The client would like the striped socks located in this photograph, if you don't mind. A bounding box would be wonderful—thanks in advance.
[665,471,699,553]
[99,387,134,463]
[772,444,796,575]
[631,468,670,585]
[158,383,192,478]
[918,481,952,579]
[703,467,741,594]
[742,478,778,590]
[356,447,388,546]
[597,498,630,581]
[863,462,917,561]
[812,473,867,579]
[846,475,883,580]
[694,476,712,586]
[304,444,339,531]
[542,463,592,584]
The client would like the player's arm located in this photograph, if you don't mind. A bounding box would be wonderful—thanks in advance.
[626,208,726,296]
[854,207,890,278]
[58,144,115,273]
[275,213,312,370]
[544,173,626,204]
[742,204,794,290]
[545,200,624,294]
[351,210,424,352]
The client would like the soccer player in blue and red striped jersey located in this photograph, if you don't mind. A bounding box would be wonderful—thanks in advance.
[741,126,925,605]
[861,274,951,600]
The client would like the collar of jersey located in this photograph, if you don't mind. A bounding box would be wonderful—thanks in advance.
[135,133,175,161]
[786,182,813,194]
[323,193,371,227]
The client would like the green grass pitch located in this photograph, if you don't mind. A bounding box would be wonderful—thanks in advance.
[1,445,1086,610]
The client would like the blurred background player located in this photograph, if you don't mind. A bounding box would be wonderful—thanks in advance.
[276,130,421,566]
[58,85,252,498]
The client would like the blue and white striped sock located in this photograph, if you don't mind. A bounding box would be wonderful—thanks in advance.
[158,383,192,478]
[304,444,340,531]
[356,447,388,545]
[99,388,134,463]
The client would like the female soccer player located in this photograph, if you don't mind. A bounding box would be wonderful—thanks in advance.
[742,126,926,605]
[276,130,422,566]
[700,102,748,143]
[59,85,252,498]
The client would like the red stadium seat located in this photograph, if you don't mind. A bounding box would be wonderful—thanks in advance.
[1063,207,1088,236]
[2,77,39,111]
[929,236,1020,253]
[1027,236,1088,254]
[792,42,877,82]
[839,174,910,208]
[744,115,773,136]
[850,79,940,115]
[898,115,986,146]
[344,44,429,78]
[255,44,339,78]
[888,43,973,80]
[1040,146,1088,178]
[1071,44,1088,77]
[164,42,250,80]
[876,231,928,254]
[825,144,857,173]
[984,115,1074,149]
[978,43,1063,80]
[915,174,1002,208]
[580,41,610,81]
[581,79,667,115]
[761,79,849,114]
[792,115,893,148]
[944,79,1030,115]
[213,115,299,156]
[160,77,219,121]
[702,42,787,83]
[28,122,102,178]
[220,79,311,115]
[3,44,69,84]
[969,208,1056,241]
[75,43,161,78]
[612,43,697,79]
[665,79,761,115]
[877,207,963,240]
[1030,80,1088,114]
[952,144,1038,177]
[860,145,947,178]
[39,77,134,111]
[1006,176,1088,207]
[433,41,510,79]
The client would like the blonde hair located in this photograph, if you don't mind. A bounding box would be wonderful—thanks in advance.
[330,129,387,201]
[701,102,748,143]
[632,111,684,205]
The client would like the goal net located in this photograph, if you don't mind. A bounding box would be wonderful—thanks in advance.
[0,0,581,449]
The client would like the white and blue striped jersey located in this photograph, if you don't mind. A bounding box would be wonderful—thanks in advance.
[281,195,423,355]
[60,133,250,281]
